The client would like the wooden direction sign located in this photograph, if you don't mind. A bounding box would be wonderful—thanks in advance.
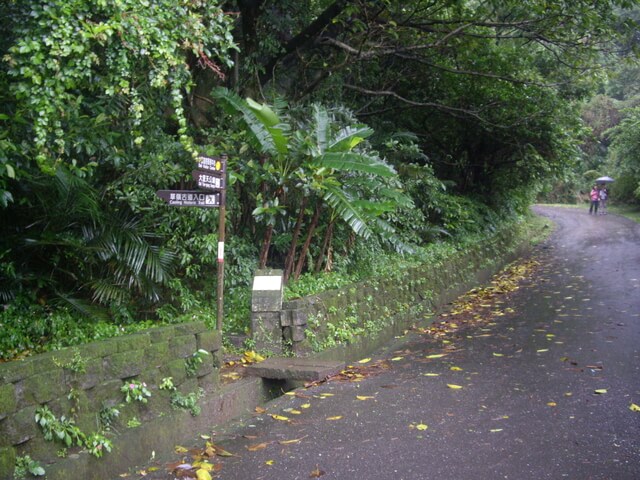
[156,190,222,208]
[192,169,225,190]
[196,155,226,175]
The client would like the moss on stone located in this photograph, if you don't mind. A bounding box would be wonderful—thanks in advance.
[0,446,16,480]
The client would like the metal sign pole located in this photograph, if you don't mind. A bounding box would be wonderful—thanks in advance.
[216,154,228,333]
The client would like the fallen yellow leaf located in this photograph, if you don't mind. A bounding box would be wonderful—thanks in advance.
[537,349,549,353]
[594,389,607,394]
[301,403,311,409]
[547,402,557,407]
[356,395,374,400]
[416,423,428,431]
[423,373,440,377]
[207,443,234,457]
[450,366,463,371]
[426,354,446,359]
[174,445,189,454]
[269,414,290,421]
[493,352,504,357]
[196,469,212,480]
[284,409,302,415]
[265,460,275,466]
[391,357,403,361]
[243,350,265,364]
[447,384,463,389]
[490,429,503,433]
[358,358,372,364]
[326,416,343,421]
[629,403,640,412]
[278,438,304,445]
[193,462,215,472]
[246,442,269,452]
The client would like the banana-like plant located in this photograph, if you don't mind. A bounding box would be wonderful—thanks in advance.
[212,88,412,279]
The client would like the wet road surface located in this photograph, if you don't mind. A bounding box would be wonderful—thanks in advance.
[136,206,640,480]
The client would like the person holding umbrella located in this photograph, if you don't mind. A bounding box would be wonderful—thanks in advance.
[594,176,614,215]
[589,184,600,215]
[599,185,609,214]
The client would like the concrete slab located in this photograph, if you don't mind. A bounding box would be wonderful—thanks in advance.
[245,357,345,381]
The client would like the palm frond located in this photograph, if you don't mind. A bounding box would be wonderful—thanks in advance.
[54,293,111,321]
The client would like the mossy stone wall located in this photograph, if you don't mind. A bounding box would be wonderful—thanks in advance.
[281,222,532,358]
[0,322,226,480]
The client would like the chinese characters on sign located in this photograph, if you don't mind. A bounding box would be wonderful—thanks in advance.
[155,190,221,207]
[196,155,226,174]
[192,170,225,190]
[155,154,227,208]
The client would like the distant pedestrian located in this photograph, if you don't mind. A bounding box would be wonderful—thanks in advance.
[599,186,608,215]
[589,185,600,215]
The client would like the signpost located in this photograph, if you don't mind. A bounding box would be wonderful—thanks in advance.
[156,153,228,333]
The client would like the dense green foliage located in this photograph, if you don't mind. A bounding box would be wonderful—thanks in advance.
[1,0,638,359]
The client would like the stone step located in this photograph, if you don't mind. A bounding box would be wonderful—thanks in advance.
[245,357,345,381]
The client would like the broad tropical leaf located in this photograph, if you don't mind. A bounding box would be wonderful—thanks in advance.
[329,125,374,151]
[319,152,396,177]
[322,184,374,239]
[212,88,289,156]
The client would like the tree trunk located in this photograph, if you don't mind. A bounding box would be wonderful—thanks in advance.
[283,196,308,283]
[314,219,334,273]
[293,203,321,280]
[258,224,273,268]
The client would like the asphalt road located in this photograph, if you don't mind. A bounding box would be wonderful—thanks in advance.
[137,205,640,480]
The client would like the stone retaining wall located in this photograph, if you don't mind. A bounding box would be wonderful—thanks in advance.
[0,322,226,479]
[279,223,531,357]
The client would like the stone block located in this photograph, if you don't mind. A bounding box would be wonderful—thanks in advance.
[175,321,206,336]
[78,339,118,360]
[144,341,170,368]
[196,330,222,353]
[0,405,38,447]
[147,325,177,343]
[0,446,16,480]
[27,351,59,374]
[251,311,283,354]
[251,269,283,312]
[16,370,65,406]
[64,357,104,390]
[0,383,17,420]
[291,325,306,342]
[245,357,344,381]
[86,379,122,408]
[103,350,144,379]
[197,371,219,391]
[195,359,213,378]
[169,334,198,359]
[0,359,33,384]
[280,309,293,327]
[162,359,188,386]
[116,333,151,353]
[291,309,308,326]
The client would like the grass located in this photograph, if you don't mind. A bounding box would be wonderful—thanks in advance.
[607,204,640,223]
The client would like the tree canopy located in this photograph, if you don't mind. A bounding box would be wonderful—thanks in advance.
[1,0,638,331]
